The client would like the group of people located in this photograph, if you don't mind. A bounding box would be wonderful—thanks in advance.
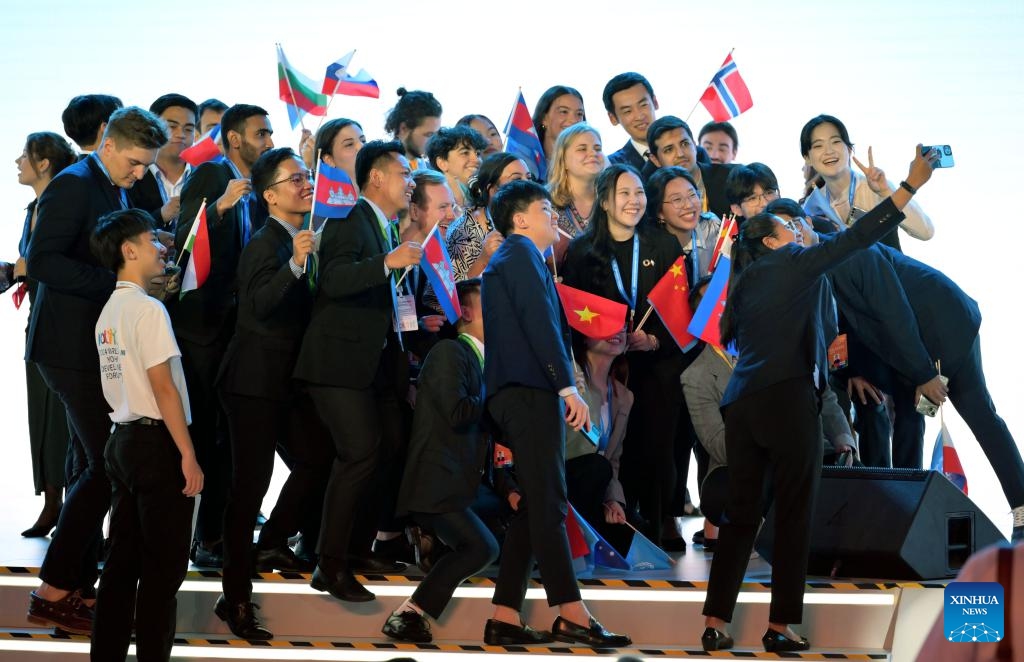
[2,68,1021,661]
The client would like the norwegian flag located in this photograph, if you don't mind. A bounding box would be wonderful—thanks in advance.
[700,52,753,122]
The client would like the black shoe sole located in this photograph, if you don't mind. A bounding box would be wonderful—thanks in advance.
[310,576,376,603]
[27,613,92,636]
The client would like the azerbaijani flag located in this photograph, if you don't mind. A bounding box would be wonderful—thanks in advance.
[180,125,221,167]
[321,50,355,94]
[688,255,730,351]
[331,68,380,99]
[419,223,462,324]
[646,257,697,351]
[311,161,356,229]
[276,44,328,129]
[554,283,627,339]
[931,421,968,494]
[179,201,210,297]
[503,90,546,181]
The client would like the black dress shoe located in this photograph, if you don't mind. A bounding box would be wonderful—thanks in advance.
[347,553,407,574]
[483,618,553,645]
[27,591,92,635]
[190,541,224,568]
[21,518,58,538]
[214,595,273,641]
[372,535,416,565]
[311,565,375,602]
[701,627,733,651]
[292,535,317,566]
[382,610,432,643]
[762,628,810,652]
[254,545,314,572]
[551,616,632,648]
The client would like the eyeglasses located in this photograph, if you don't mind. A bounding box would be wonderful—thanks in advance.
[663,192,700,209]
[268,170,314,188]
[742,189,779,206]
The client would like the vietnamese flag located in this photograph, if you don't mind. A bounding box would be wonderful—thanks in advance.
[180,125,221,167]
[646,256,697,351]
[554,283,627,339]
[687,255,730,350]
[179,201,210,297]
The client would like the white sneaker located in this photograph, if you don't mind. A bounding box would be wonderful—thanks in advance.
[1011,505,1024,543]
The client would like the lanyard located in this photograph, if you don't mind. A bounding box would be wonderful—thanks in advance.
[711,345,735,369]
[458,333,484,369]
[690,232,699,283]
[91,153,129,210]
[610,233,639,313]
[225,159,252,245]
[597,378,613,453]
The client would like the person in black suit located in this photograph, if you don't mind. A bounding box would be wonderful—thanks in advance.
[214,148,333,639]
[293,140,423,602]
[25,107,168,635]
[603,72,659,172]
[381,279,498,643]
[699,146,938,653]
[61,94,123,154]
[644,116,735,218]
[172,103,274,567]
[481,179,630,648]
[129,93,199,233]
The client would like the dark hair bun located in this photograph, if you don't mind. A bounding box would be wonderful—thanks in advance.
[396,87,408,97]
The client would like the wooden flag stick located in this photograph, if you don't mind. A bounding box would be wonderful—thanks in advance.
[685,47,735,123]
[633,304,655,333]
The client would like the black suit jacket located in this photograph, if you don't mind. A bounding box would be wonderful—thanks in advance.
[25,155,118,370]
[293,198,404,389]
[608,139,645,172]
[396,338,487,514]
[641,161,735,218]
[127,170,167,230]
[171,159,265,345]
[218,218,314,401]
[482,233,573,396]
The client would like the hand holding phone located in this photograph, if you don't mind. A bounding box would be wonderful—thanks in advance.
[922,144,955,168]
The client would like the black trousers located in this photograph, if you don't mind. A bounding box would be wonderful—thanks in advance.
[308,357,405,565]
[704,377,821,625]
[91,425,193,662]
[949,336,1024,507]
[26,360,70,493]
[177,336,231,545]
[37,364,111,591]
[410,509,498,619]
[489,387,581,610]
[220,391,333,603]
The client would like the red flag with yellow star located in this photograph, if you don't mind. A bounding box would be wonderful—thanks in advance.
[646,256,697,351]
[554,283,628,339]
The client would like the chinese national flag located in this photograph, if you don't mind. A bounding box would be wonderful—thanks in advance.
[646,257,697,351]
[554,283,627,339]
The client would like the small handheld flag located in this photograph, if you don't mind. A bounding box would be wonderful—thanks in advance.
[554,283,627,339]
[179,200,210,297]
[277,44,329,130]
[931,421,968,494]
[331,68,380,99]
[646,257,697,351]
[419,224,462,324]
[699,52,753,122]
[709,214,738,273]
[688,255,731,351]
[504,90,546,181]
[321,51,355,95]
[180,126,222,167]
[311,161,357,229]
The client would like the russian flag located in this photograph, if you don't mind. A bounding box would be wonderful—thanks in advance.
[687,255,731,351]
[503,90,546,181]
[179,201,210,297]
[311,161,356,230]
[331,68,380,99]
[321,50,355,94]
[699,52,753,122]
[180,125,221,167]
[419,224,462,324]
[931,421,968,494]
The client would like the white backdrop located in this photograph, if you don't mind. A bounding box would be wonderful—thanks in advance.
[0,0,1022,535]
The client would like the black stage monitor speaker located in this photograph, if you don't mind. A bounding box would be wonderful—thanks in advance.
[755,467,1006,580]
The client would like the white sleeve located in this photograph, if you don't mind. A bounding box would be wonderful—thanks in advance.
[134,300,182,370]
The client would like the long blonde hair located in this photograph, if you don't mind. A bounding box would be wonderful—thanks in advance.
[546,123,603,208]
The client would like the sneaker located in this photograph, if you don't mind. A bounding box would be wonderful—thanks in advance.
[1012,506,1024,542]
[27,591,93,635]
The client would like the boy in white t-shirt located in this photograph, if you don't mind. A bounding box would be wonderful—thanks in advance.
[88,208,203,662]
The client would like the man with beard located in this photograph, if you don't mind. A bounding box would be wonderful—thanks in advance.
[384,88,442,172]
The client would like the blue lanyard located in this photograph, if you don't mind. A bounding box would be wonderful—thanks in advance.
[224,158,252,245]
[597,379,613,453]
[91,153,129,210]
[690,232,699,283]
[610,233,639,311]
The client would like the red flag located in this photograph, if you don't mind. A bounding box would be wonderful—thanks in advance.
[11,281,27,309]
[709,215,738,274]
[564,505,590,559]
[180,126,221,167]
[699,53,753,122]
[554,283,628,338]
[646,257,697,351]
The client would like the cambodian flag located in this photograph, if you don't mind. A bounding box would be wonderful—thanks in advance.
[503,90,546,180]
[321,50,355,94]
[699,52,753,122]
[931,421,968,494]
[419,224,462,324]
[331,68,380,99]
[687,255,732,352]
[311,161,356,230]
[180,125,221,167]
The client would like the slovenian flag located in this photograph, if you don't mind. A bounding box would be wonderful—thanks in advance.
[419,223,462,324]
[554,283,627,339]
[311,161,356,230]
[179,201,210,298]
[321,50,355,94]
[687,254,731,352]
[503,90,546,181]
[646,256,697,351]
[931,421,968,494]
[277,43,329,129]
[180,125,221,167]
[332,68,380,99]
[699,52,754,122]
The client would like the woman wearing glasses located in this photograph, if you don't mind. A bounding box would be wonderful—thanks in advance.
[700,146,939,653]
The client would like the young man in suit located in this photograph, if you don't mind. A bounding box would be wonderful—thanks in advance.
[61,94,123,154]
[481,179,631,648]
[604,72,659,172]
[172,103,274,567]
[26,106,168,634]
[130,93,198,231]
[645,116,735,218]
[294,140,423,602]
[215,147,333,640]
[382,278,498,643]
[699,121,740,165]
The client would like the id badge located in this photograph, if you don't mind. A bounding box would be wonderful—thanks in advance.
[581,424,601,447]
[494,443,514,468]
[828,333,849,371]
[394,293,419,332]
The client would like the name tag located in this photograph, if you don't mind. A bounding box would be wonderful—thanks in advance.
[394,293,419,332]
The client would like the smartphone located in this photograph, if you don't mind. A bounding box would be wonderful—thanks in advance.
[922,144,955,168]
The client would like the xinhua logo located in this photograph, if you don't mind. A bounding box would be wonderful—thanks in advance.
[943,582,1004,643]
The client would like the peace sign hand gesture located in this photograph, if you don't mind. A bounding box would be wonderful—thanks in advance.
[852,146,890,195]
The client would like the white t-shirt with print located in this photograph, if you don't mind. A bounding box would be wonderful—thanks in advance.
[96,281,191,424]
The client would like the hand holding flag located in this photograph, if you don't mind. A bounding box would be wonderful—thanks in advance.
[504,90,546,180]
[645,256,697,351]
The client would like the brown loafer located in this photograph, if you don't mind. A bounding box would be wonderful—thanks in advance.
[27,591,93,635]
